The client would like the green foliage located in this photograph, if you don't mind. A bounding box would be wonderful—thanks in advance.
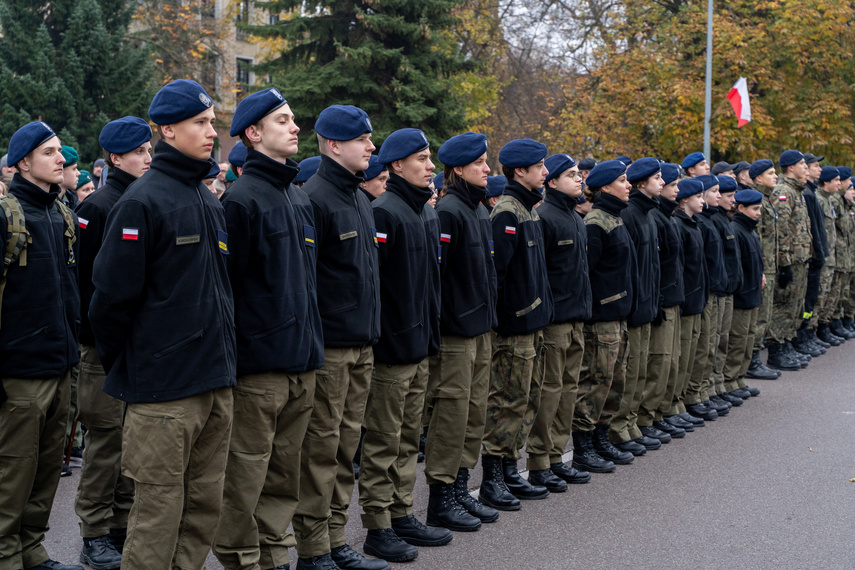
[249,0,475,158]
[0,0,154,168]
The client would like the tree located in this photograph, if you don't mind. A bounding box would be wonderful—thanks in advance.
[0,0,155,167]
[246,0,475,158]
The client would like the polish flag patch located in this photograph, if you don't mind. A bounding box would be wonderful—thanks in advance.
[505,226,516,234]
[122,228,139,241]
[376,232,387,244]
[78,217,89,229]
[440,233,451,243]
[778,195,787,201]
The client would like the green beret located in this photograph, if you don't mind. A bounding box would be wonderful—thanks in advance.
[76,170,92,189]
[61,146,79,168]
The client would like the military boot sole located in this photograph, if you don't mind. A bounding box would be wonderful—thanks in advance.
[477,492,521,512]
[766,360,800,371]
[572,459,616,474]
[362,543,418,564]
[80,551,121,570]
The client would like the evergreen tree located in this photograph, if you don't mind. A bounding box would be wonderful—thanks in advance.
[248,0,474,158]
[0,0,154,167]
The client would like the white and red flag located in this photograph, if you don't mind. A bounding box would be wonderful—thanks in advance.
[726,77,751,128]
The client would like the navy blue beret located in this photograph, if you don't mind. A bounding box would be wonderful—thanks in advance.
[296,155,321,183]
[661,162,680,185]
[681,152,705,169]
[378,128,430,165]
[779,149,804,168]
[363,155,386,181]
[498,138,548,168]
[204,163,220,179]
[749,159,774,179]
[578,158,597,171]
[696,174,719,190]
[819,166,840,182]
[315,105,372,141]
[676,178,704,200]
[228,142,247,168]
[99,116,152,155]
[576,193,588,205]
[717,175,738,192]
[486,175,506,197]
[733,160,750,175]
[836,166,852,179]
[626,157,660,183]
[7,122,57,167]
[433,171,444,190]
[544,153,576,184]
[148,79,213,125]
[734,189,763,205]
[586,159,627,189]
[615,155,633,165]
[438,132,488,167]
[229,88,288,137]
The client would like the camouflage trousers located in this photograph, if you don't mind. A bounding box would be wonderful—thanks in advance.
[770,261,808,343]
[753,273,777,352]
[815,266,843,325]
[525,321,584,470]
[723,307,758,392]
[841,271,855,319]
[610,323,650,444]
[686,297,715,406]
[711,295,733,397]
[669,312,701,416]
[572,320,628,433]
[645,305,680,426]
[481,331,545,459]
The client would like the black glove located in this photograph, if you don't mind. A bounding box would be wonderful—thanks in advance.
[809,257,824,271]
[652,307,666,327]
[778,265,793,289]
[0,379,6,405]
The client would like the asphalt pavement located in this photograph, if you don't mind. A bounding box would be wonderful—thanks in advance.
[45,347,855,569]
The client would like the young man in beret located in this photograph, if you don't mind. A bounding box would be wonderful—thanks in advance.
[74,115,153,569]
[89,79,236,570]
[480,139,554,509]
[734,161,753,190]
[295,156,321,188]
[681,151,710,178]
[423,132,498,530]
[0,122,82,570]
[812,167,842,347]
[357,128,450,563]
[210,88,323,570]
[59,146,81,210]
[834,170,855,337]
[360,155,388,202]
[797,153,829,356]
[524,153,592,489]
[746,160,789,375]
[291,104,384,570]
[482,175,504,212]
[768,150,812,369]
[228,141,248,179]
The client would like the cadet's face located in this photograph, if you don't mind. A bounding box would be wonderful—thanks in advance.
[638,171,664,198]
[114,141,153,179]
[687,193,705,214]
[737,170,752,187]
[165,107,217,160]
[362,170,389,198]
[335,134,375,173]
[823,177,841,193]
[549,166,582,198]
[690,160,710,176]
[756,168,778,188]
[394,148,435,188]
[704,185,721,207]
[516,160,547,192]
[602,174,631,202]
[807,162,822,180]
[77,181,95,201]
[255,104,300,161]
[575,199,592,216]
[662,180,679,201]
[204,178,217,194]
[455,153,490,187]
[845,186,855,201]
[740,203,762,221]
[788,159,808,183]
[719,191,736,211]
[62,164,79,190]
[19,136,65,191]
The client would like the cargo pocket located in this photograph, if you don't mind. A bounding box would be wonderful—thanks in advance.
[122,406,184,484]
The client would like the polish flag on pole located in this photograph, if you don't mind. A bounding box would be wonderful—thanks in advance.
[726,77,751,128]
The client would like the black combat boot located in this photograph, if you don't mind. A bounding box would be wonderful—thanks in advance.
[653,419,686,438]
[393,513,455,544]
[528,469,567,493]
[832,318,855,339]
[453,468,498,523]
[592,424,633,465]
[296,554,343,570]
[843,316,855,334]
[747,350,780,379]
[107,528,126,554]
[640,424,672,443]
[361,530,417,564]
[614,439,647,456]
[80,535,122,570]
[810,327,831,348]
[804,328,827,353]
[664,414,695,430]
[793,328,822,356]
[817,323,842,346]
[720,391,743,406]
[686,402,718,421]
[549,461,591,484]
[501,458,549,500]
[425,483,481,532]
[571,431,615,473]
[633,434,662,450]
[478,455,521,511]
[766,340,800,371]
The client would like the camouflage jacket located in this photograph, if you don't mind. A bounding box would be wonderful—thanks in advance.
[772,176,812,266]
[754,182,778,275]
[836,195,855,273]
[816,189,838,268]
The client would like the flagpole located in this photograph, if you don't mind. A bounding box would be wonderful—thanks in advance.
[703,0,713,161]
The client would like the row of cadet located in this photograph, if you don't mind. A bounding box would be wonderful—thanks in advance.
[2,77,852,570]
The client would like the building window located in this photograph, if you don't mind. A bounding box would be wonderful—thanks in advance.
[236,57,252,98]
[269,13,280,24]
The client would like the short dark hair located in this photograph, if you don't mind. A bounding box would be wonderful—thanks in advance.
[502,164,515,180]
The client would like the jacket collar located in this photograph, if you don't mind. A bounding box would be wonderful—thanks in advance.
[658,197,679,216]
[503,179,542,211]
[150,139,214,184]
[104,167,138,194]
[242,148,299,192]
[628,188,658,213]
[592,191,628,216]
[733,212,759,231]
[316,154,365,194]
[447,179,487,210]
[9,173,60,208]
[674,208,697,226]
[543,188,579,213]
[385,173,433,214]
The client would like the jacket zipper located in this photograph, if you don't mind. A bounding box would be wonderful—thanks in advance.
[46,204,71,367]
[353,192,377,339]
[283,187,315,366]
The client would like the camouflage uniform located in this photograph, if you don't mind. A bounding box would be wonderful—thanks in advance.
[838,197,855,319]
[769,177,812,343]
[753,182,779,351]
[815,189,840,325]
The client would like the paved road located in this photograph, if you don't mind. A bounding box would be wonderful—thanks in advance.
[45,347,855,569]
